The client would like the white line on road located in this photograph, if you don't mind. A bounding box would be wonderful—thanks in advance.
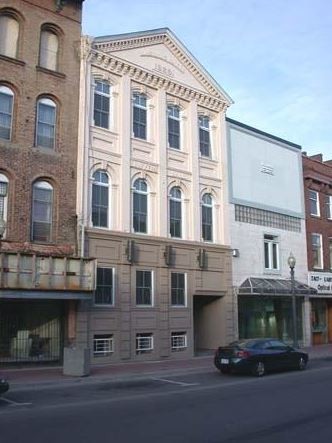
[152,377,199,386]
[0,397,32,407]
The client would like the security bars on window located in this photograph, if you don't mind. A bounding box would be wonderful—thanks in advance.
[136,334,153,352]
[171,333,187,351]
[93,336,114,356]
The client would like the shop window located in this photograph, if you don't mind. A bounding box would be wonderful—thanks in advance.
[264,234,279,271]
[95,267,114,305]
[0,12,19,58]
[312,233,323,269]
[31,180,53,242]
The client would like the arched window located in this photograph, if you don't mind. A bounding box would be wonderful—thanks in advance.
[36,97,56,149]
[199,115,211,157]
[0,85,14,140]
[133,178,148,233]
[202,193,213,241]
[167,105,180,149]
[31,181,53,242]
[169,186,182,238]
[0,173,9,238]
[0,13,19,58]
[92,170,109,228]
[94,80,110,129]
[39,28,59,71]
[133,93,147,140]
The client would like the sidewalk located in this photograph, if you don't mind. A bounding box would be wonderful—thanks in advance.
[1,344,332,390]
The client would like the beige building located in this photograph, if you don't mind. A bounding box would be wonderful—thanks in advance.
[78,29,235,363]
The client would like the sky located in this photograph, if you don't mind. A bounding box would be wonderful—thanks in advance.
[83,0,332,159]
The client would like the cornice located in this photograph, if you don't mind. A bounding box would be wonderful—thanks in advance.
[90,48,228,113]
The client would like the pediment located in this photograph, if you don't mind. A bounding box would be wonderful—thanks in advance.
[93,29,232,105]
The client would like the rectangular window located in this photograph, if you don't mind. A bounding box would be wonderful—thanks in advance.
[136,333,153,353]
[133,93,147,139]
[329,239,332,271]
[32,182,53,242]
[312,233,323,269]
[326,195,332,220]
[136,270,153,306]
[133,192,147,233]
[199,116,210,157]
[264,235,279,271]
[168,106,180,149]
[170,198,182,238]
[95,267,114,305]
[93,335,114,356]
[0,87,14,140]
[309,190,320,216]
[94,81,110,129]
[171,332,187,351]
[171,272,186,306]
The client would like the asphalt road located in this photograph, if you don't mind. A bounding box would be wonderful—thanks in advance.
[1,359,332,443]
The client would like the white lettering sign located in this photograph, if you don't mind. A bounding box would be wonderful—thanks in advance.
[308,272,332,294]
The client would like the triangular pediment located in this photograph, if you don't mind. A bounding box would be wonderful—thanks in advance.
[93,28,232,105]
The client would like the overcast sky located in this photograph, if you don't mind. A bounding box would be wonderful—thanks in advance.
[83,0,332,159]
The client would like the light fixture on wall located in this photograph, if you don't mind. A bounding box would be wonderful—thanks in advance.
[232,248,240,258]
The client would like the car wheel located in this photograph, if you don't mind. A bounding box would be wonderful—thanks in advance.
[298,357,307,371]
[252,361,265,377]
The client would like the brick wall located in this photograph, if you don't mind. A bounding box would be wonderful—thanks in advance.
[0,0,83,255]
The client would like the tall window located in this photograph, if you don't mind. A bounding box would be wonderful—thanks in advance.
[0,173,9,238]
[133,93,147,139]
[95,267,114,305]
[171,273,186,306]
[309,190,320,217]
[329,238,332,270]
[312,233,323,269]
[0,13,19,58]
[0,85,14,140]
[133,178,148,233]
[39,28,59,71]
[202,193,213,241]
[94,80,110,129]
[92,170,109,228]
[169,186,182,238]
[199,115,211,157]
[168,105,180,149]
[36,98,56,149]
[326,195,332,220]
[31,181,53,242]
[136,270,153,306]
[264,234,279,271]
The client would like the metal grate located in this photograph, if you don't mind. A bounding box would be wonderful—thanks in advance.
[171,332,187,351]
[136,334,153,353]
[93,335,114,356]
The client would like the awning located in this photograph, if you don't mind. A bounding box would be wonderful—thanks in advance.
[239,277,317,296]
[0,290,93,300]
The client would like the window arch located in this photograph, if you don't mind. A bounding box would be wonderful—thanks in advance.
[133,92,147,140]
[31,180,53,242]
[0,12,19,58]
[0,173,9,238]
[198,115,211,157]
[92,169,109,228]
[167,104,181,149]
[39,27,59,71]
[169,186,182,238]
[35,97,57,149]
[93,80,110,129]
[133,178,148,233]
[201,193,213,242]
[0,85,14,140]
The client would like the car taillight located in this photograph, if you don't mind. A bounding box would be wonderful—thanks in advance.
[236,350,250,358]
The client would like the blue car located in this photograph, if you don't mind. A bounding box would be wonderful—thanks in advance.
[0,377,9,395]
[214,338,308,377]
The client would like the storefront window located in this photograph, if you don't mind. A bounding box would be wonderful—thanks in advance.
[311,300,327,333]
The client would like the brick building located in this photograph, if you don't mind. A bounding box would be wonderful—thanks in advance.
[0,0,95,368]
[303,153,332,345]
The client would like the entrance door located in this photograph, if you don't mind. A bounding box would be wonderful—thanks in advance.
[0,300,63,364]
[328,302,332,343]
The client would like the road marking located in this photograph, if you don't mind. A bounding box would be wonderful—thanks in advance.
[152,377,199,387]
[0,397,32,407]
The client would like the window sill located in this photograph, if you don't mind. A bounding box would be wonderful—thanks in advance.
[32,146,59,157]
[131,136,155,146]
[0,54,25,66]
[36,65,66,79]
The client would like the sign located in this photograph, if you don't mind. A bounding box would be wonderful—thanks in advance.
[308,272,332,295]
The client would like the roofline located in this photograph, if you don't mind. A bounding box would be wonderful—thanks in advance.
[93,28,234,106]
[226,117,301,150]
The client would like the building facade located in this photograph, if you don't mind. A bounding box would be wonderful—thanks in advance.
[0,0,95,367]
[78,29,235,364]
[227,118,315,346]
[303,154,332,345]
